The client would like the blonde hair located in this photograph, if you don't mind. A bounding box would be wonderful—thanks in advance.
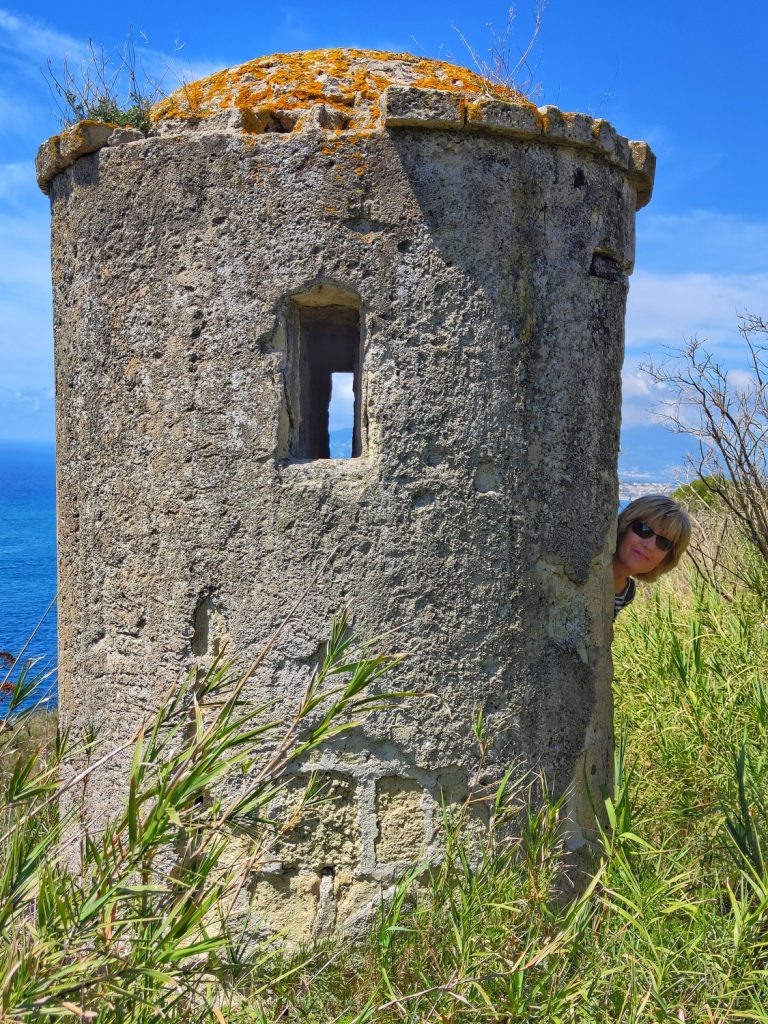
[616,494,692,582]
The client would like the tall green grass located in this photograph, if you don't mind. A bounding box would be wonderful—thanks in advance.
[3,548,768,1021]
[614,553,768,867]
[0,615,405,1022]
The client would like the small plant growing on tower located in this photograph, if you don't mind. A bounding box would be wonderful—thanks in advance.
[454,3,546,99]
[45,30,166,132]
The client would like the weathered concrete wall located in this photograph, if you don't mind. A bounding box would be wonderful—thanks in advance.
[39,50,654,938]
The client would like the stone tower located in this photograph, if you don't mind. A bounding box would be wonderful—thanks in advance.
[38,49,654,936]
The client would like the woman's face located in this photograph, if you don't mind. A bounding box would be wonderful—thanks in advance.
[615,520,672,577]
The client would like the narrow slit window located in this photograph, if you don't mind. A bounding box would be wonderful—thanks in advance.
[290,303,361,460]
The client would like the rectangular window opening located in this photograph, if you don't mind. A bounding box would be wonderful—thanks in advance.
[291,304,361,460]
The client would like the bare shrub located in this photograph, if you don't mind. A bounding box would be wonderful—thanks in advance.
[454,3,546,99]
[644,313,768,581]
[671,482,768,601]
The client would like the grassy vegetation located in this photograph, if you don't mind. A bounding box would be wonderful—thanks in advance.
[3,529,768,1021]
[0,616,405,1022]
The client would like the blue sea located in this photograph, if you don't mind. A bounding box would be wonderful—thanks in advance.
[0,441,58,714]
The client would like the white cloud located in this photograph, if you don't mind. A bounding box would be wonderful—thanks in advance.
[621,270,768,435]
[621,369,653,402]
[0,163,32,199]
[0,218,50,290]
[0,9,226,142]
[0,300,53,387]
[0,384,54,440]
[0,164,52,375]
[638,210,768,275]
[0,9,89,144]
[272,7,313,49]
[0,87,54,138]
[626,270,768,352]
[0,178,53,391]
[0,8,87,62]
[0,11,226,438]
[620,360,667,428]
[625,210,768,445]
[727,368,756,392]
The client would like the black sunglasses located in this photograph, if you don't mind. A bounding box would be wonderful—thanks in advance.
[630,520,673,553]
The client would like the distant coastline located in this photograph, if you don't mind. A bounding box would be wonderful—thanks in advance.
[618,479,673,502]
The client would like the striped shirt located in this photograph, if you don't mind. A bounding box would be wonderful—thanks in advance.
[613,578,636,621]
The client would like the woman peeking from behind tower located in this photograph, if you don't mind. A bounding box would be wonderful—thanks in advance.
[613,495,692,620]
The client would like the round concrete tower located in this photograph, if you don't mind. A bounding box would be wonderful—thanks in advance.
[38,49,654,936]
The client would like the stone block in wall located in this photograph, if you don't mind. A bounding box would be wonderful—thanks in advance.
[628,141,656,209]
[538,105,594,147]
[465,97,540,137]
[335,870,382,930]
[381,86,464,129]
[592,119,630,166]
[375,776,425,862]
[250,871,320,940]
[35,136,67,195]
[433,769,492,854]
[107,127,145,147]
[271,773,360,870]
[36,120,119,194]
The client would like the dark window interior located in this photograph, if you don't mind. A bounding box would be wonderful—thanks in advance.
[292,304,361,460]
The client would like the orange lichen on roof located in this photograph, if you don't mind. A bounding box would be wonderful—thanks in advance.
[151,48,525,130]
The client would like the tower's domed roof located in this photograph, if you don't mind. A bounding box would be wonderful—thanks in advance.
[152,48,522,131]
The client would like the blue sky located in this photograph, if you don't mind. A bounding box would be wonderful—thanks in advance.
[2,0,767,482]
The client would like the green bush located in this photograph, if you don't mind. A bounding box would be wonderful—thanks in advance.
[671,475,722,510]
